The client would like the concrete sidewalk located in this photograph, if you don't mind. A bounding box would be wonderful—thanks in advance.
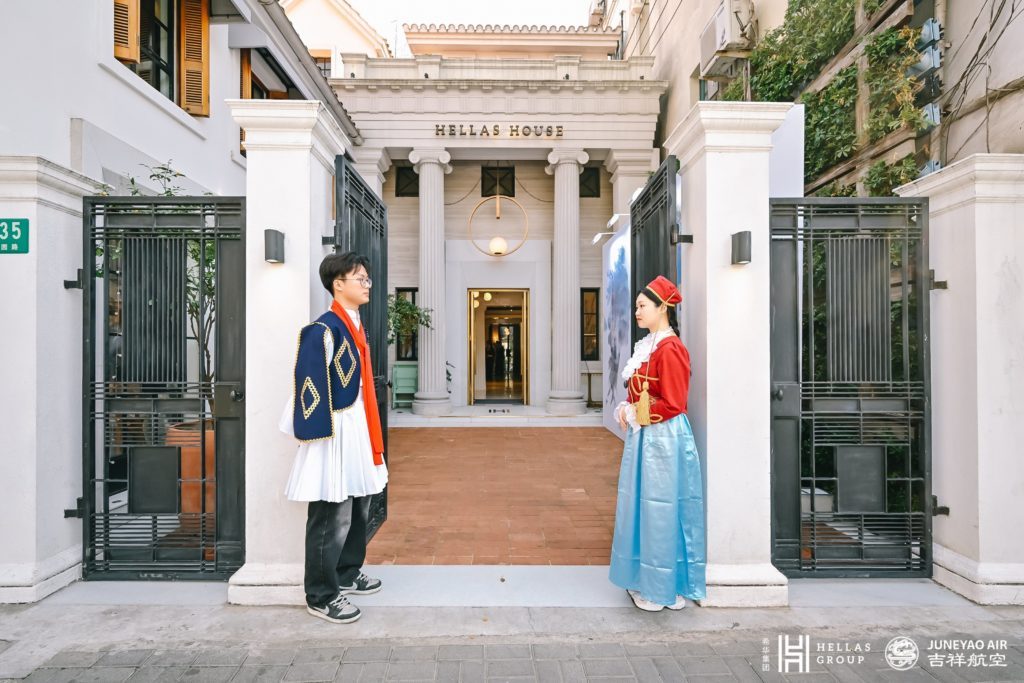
[1,577,1022,682]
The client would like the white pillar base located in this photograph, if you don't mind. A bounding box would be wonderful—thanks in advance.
[0,549,82,604]
[932,544,1024,605]
[698,562,790,607]
[412,393,452,415]
[228,562,304,605]
[546,395,587,415]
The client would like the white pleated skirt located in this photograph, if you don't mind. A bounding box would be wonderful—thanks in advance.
[279,389,389,503]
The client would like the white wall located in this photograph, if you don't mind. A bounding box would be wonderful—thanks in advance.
[284,0,389,62]
[897,154,1024,604]
[0,2,247,195]
[0,158,102,602]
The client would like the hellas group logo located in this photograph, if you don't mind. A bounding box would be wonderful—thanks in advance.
[777,635,810,673]
[885,636,920,671]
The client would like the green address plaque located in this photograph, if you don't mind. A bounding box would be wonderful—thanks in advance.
[0,218,28,254]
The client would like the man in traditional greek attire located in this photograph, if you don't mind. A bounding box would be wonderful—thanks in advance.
[280,252,388,624]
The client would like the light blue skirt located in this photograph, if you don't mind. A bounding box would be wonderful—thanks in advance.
[609,413,706,605]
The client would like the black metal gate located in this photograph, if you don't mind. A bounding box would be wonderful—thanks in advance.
[81,197,245,579]
[330,155,388,538]
[769,198,931,577]
[630,155,680,344]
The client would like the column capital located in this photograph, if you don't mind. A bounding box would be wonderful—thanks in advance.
[352,147,392,175]
[409,148,452,174]
[545,148,589,175]
[227,99,351,168]
[663,101,791,170]
[604,148,658,181]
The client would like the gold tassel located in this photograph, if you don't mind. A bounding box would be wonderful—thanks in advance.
[635,380,652,426]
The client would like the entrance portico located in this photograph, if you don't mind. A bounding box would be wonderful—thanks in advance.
[332,53,664,416]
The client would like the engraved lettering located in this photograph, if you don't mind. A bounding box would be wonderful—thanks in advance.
[556,125,564,137]
[509,125,519,137]
[435,124,446,136]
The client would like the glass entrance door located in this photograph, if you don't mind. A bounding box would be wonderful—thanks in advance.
[467,288,529,405]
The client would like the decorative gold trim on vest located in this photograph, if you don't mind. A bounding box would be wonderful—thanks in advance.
[334,338,358,388]
[300,376,320,419]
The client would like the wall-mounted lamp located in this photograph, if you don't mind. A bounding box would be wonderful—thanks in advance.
[606,213,628,229]
[264,229,285,263]
[731,230,752,265]
[591,231,615,245]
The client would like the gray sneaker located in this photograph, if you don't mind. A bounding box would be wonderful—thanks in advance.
[339,571,382,596]
[307,593,361,624]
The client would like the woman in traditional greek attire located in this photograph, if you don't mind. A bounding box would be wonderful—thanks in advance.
[609,275,706,611]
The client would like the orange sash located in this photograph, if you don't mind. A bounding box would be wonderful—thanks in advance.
[330,300,385,465]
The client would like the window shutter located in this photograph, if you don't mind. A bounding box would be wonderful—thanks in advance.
[113,0,140,63]
[240,48,252,98]
[179,0,210,116]
[239,48,251,152]
[268,90,289,99]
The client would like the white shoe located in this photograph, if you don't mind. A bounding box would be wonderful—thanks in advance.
[667,595,687,610]
[627,590,665,612]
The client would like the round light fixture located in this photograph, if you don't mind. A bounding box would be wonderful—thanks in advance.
[483,292,492,301]
[473,300,480,309]
[488,236,508,256]
[473,291,479,298]
[468,194,529,258]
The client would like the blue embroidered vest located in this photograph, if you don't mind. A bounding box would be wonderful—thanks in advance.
[292,310,361,442]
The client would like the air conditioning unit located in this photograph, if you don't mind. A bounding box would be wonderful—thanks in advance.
[700,0,754,80]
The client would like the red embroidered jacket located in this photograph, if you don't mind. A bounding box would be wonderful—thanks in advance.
[627,335,691,424]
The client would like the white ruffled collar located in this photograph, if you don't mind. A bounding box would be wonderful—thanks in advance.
[620,328,675,380]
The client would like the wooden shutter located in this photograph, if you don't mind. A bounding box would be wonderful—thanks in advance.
[239,49,250,153]
[268,90,289,99]
[113,0,140,63]
[240,48,252,98]
[179,0,210,116]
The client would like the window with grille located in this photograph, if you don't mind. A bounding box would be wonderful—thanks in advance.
[395,167,419,197]
[581,288,600,361]
[395,288,418,361]
[580,167,601,198]
[482,166,515,197]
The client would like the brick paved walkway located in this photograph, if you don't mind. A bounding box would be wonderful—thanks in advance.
[367,428,622,566]
[13,631,1024,683]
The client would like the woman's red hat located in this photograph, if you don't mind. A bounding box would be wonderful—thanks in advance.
[644,275,682,306]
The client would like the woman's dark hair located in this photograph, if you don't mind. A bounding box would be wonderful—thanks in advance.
[636,289,679,335]
[319,251,370,294]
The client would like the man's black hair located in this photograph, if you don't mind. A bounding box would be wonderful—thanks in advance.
[319,251,371,294]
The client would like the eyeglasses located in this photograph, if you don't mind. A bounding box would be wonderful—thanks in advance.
[337,277,373,289]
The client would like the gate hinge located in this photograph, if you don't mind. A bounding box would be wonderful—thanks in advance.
[322,235,337,246]
[671,232,694,245]
[931,495,950,516]
[63,269,84,290]
[929,269,948,290]
[64,497,85,518]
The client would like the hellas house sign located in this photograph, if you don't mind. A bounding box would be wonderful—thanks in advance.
[434,124,565,138]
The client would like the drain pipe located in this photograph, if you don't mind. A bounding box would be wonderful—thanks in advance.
[257,0,364,146]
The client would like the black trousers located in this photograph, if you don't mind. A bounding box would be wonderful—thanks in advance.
[304,495,371,607]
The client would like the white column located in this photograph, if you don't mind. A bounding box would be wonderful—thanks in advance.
[352,147,391,198]
[0,158,102,604]
[410,148,452,416]
[664,102,792,607]
[545,149,589,415]
[604,149,659,228]
[226,100,351,604]
[897,154,1024,605]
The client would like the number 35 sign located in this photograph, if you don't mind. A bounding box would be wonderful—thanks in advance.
[0,218,28,254]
